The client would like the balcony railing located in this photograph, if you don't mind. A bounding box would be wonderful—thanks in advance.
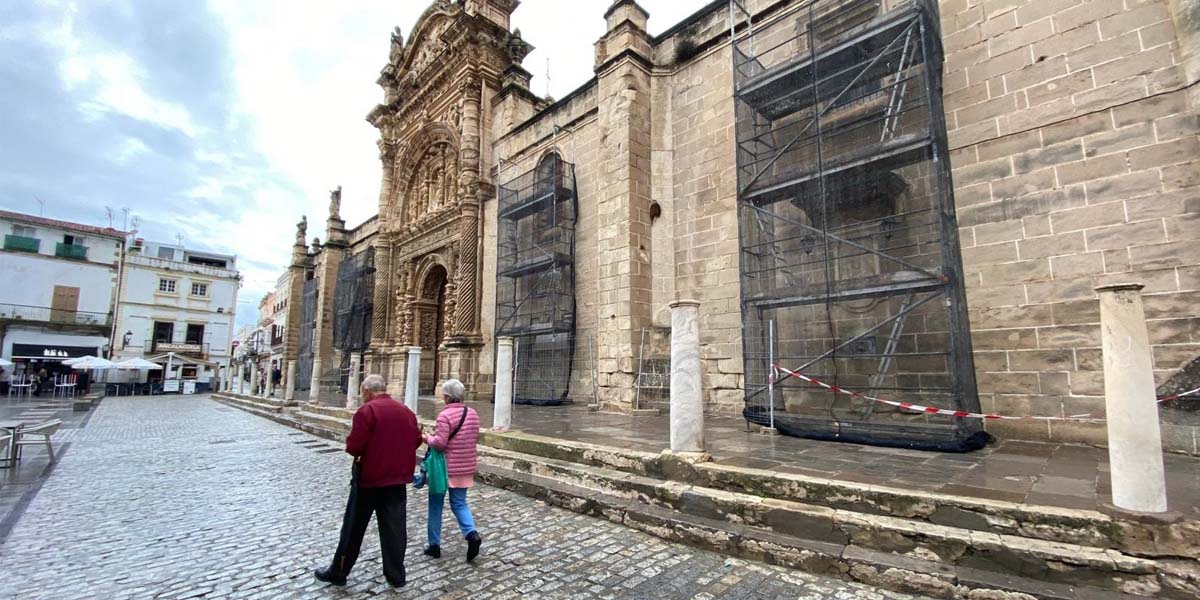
[4,235,40,253]
[55,243,89,260]
[126,253,238,279]
[0,302,111,328]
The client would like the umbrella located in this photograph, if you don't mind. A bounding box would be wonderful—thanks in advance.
[115,357,163,370]
[71,356,116,370]
[0,358,12,367]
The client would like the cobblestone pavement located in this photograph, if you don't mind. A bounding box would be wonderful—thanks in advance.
[0,395,932,600]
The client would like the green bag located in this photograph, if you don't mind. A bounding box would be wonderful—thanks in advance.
[425,449,449,495]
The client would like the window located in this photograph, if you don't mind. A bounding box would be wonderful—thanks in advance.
[185,324,205,345]
[191,282,208,297]
[153,321,174,343]
[63,234,85,246]
[158,278,177,293]
[13,225,35,237]
[158,247,176,260]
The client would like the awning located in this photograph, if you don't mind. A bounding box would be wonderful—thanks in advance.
[10,343,100,361]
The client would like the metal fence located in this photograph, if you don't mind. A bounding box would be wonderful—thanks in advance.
[0,302,111,328]
[496,154,578,405]
[731,0,983,451]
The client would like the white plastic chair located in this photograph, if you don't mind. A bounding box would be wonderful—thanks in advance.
[14,419,62,463]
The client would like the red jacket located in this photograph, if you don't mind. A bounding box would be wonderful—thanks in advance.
[424,404,480,477]
[345,394,421,488]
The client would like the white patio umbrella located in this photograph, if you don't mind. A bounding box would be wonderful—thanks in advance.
[115,357,164,370]
[71,356,116,370]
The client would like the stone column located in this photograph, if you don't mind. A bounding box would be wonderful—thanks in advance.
[1097,284,1168,513]
[266,365,275,398]
[236,365,244,395]
[285,360,297,402]
[404,347,421,413]
[494,337,514,431]
[346,353,362,409]
[250,366,260,398]
[309,358,322,403]
[669,300,704,454]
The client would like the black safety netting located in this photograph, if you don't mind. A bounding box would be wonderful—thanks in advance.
[495,154,577,405]
[295,275,318,392]
[733,0,985,451]
[333,247,375,393]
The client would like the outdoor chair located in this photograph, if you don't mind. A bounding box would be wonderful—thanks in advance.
[0,431,11,466]
[14,419,62,463]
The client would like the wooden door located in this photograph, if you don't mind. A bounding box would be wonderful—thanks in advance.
[50,286,79,323]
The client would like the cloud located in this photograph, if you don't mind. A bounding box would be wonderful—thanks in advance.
[0,0,710,330]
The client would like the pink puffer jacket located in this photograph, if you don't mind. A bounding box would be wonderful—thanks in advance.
[425,404,480,477]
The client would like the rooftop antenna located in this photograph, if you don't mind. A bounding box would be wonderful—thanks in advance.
[121,207,131,231]
[176,233,184,248]
[104,206,114,228]
[545,56,551,98]
[35,196,45,216]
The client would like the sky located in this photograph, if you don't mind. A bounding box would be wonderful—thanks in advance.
[0,0,709,329]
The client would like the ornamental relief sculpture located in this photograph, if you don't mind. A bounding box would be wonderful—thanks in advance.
[403,141,459,225]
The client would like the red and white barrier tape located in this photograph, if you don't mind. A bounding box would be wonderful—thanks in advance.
[771,365,1199,424]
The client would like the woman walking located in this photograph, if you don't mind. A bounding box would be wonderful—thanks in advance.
[423,378,483,562]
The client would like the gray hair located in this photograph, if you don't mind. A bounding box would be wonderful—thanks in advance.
[361,374,387,395]
[442,378,466,403]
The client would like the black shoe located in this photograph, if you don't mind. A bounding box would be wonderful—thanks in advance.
[423,544,441,558]
[466,532,482,563]
[314,567,346,586]
[386,575,406,588]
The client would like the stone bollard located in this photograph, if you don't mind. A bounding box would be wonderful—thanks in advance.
[669,300,705,455]
[236,365,245,395]
[404,347,421,413]
[285,360,297,402]
[309,358,322,404]
[266,366,275,398]
[494,337,515,431]
[346,353,362,408]
[250,367,261,398]
[1097,284,1168,513]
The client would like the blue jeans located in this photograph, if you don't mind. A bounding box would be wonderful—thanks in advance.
[427,487,476,546]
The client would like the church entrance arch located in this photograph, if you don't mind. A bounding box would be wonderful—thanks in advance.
[415,263,448,394]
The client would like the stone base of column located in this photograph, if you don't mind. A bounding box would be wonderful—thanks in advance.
[443,343,484,401]
[660,450,712,464]
[631,408,661,417]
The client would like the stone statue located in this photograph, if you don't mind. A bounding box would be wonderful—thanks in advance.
[329,186,342,219]
[296,215,307,246]
[311,237,322,253]
[389,26,405,64]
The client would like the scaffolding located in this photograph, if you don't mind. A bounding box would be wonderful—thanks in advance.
[295,276,318,392]
[495,154,578,406]
[332,248,375,393]
[731,0,984,451]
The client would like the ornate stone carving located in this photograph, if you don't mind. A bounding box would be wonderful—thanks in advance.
[389,26,405,64]
[419,312,438,350]
[329,186,342,219]
[296,216,307,246]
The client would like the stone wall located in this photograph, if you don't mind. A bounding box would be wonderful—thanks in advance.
[941,0,1200,445]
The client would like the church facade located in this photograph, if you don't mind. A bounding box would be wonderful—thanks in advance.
[282,0,1200,453]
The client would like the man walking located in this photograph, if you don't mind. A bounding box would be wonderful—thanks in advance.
[315,374,421,588]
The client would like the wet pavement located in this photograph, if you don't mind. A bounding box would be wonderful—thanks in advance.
[419,399,1200,515]
[0,394,931,599]
[0,395,91,540]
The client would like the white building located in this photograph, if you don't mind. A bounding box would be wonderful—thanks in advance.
[270,271,291,372]
[110,239,240,392]
[0,209,125,389]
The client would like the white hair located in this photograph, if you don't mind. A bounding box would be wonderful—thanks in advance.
[442,378,466,403]
[361,374,387,394]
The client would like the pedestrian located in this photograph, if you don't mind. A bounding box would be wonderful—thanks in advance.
[315,374,421,588]
[34,366,49,397]
[422,378,483,562]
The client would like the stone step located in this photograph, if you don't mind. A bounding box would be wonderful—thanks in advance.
[476,431,1200,562]
[475,446,1176,598]
[477,462,1162,600]
[213,393,283,415]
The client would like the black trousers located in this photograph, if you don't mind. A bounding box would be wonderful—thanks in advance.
[329,481,407,584]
